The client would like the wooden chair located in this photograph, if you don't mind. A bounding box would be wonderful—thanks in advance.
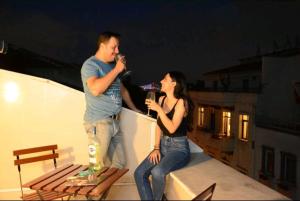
[13,144,71,200]
[192,183,216,201]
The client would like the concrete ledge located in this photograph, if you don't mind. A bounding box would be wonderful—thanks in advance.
[165,152,290,200]
[188,139,203,153]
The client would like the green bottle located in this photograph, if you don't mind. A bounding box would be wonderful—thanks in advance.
[88,127,101,171]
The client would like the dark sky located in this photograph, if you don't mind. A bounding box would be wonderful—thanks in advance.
[1,0,300,84]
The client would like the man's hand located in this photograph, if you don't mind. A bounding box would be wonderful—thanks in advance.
[115,55,126,74]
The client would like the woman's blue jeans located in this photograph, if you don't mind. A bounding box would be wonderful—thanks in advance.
[134,135,190,200]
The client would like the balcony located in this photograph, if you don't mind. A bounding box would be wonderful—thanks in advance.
[0,69,289,200]
[256,115,300,136]
[190,87,262,93]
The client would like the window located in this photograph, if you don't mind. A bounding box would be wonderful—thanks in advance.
[197,106,205,127]
[280,152,297,187]
[239,114,249,141]
[210,109,215,131]
[222,111,231,136]
[261,146,274,178]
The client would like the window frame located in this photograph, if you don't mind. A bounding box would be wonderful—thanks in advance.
[222,111,231,137]
[261,145,275,178]
[239,113,249,141]
[280,151,297,187]
[197,106,205,128]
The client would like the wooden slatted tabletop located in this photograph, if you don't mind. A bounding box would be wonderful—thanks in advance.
[22,164,129,199]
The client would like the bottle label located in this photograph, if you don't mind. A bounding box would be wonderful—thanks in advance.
[89,157,96,164]
[89,145,96,155]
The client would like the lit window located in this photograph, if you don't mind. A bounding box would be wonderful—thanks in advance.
[197,107,204,127]
[239,114,249,141]
[222,111,231,136]
[210,108,215,131]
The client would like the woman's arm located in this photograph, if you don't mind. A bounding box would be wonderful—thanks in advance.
[148,97,164,164]
[147,98,186,134]
[148,123,162,164]
[153,124,162,149]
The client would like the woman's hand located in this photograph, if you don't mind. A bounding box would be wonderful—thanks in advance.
[148,149,161,164]
[145,99,161,113]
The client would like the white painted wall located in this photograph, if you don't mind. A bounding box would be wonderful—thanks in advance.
[257,55,300,121]
[255,127,300,199]
[254,55,300,200]
[0,69,156,195]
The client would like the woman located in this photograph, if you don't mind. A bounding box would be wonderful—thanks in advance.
[134,71,194,200]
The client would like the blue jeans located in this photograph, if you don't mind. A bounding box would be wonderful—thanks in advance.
[134,135,190,200]
[84,118,125,169]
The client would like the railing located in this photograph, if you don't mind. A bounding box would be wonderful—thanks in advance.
[256,115,300,136]
[190,87,262,93]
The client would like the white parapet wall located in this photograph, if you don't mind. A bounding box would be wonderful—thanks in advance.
[166,153,289,200]
[0,69,290,200]
[0,69,155,197]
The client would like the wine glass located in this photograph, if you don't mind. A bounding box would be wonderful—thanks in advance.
[115,53,131,80]
[145,91,156,116]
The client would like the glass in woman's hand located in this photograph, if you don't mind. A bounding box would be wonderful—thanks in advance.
[145,91,156,116]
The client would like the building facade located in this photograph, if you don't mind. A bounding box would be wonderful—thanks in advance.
[188,48,300,200]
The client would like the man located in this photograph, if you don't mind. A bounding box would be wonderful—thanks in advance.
[81,31,140,169]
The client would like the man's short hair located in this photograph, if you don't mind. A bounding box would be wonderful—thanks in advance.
[97,31,121,47]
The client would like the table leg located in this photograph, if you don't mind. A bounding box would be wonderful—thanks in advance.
[85,187,111,200]
[36,190,44,200]
[99,188,110,200]
[36,189,72,201]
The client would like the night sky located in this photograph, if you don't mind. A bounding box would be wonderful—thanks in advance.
[1,0,300,85]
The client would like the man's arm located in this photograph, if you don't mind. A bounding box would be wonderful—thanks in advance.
[87,60,125,96]
[121,83,141,113]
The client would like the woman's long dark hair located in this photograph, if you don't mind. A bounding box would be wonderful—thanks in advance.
[168,71,194,131]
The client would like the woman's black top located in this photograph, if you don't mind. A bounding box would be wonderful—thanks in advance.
[157,96,188,137]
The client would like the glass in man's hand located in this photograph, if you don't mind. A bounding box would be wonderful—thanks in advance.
[115,53,131,80]
[145,91,156,116]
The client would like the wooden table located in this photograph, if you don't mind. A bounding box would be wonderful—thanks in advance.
[22,164,129,200]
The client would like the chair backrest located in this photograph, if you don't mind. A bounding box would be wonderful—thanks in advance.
[13,144,59,197]
[192,183,216,201]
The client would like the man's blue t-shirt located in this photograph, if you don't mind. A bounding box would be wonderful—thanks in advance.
[81,56,122,123]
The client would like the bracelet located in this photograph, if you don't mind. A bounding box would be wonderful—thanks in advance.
[152,148,160,152]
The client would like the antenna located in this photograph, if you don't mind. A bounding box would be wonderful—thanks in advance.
[0,40,8,54]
